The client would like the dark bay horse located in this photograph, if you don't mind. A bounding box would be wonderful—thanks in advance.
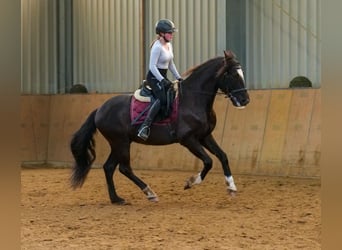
[70,50,250,204]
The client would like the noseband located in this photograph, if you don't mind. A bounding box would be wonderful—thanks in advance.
[228,87,247,96]
[227,88,247,108]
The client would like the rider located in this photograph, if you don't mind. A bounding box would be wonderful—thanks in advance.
[137,19,183,140]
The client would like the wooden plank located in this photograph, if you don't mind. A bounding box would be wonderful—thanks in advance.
[236,90,272,174]
[303,89,321,177]
[47,95,70,162]
[32,96,50,161]
[282,89,315,176]
[220,95,249,173]
[20,96,37,161]
[259,89,293,175]
[21,96,50,162]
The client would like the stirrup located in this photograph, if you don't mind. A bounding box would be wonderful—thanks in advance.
[137,126,150,141]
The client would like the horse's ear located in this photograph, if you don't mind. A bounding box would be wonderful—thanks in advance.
[224,50,235,59]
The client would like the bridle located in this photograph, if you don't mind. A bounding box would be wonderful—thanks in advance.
[219,66,247,100]
[227,87,247,97]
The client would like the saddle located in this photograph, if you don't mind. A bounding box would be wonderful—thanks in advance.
[131,80,179,125]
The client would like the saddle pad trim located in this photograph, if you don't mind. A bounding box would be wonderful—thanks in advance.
[133,89,151,102]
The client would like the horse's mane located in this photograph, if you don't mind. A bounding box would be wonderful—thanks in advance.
[182,57,224,82]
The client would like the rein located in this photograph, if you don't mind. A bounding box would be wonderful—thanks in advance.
[179,87,247,100]
[179,82,247,98]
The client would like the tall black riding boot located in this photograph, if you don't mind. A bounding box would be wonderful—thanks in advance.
[137,99,161,140]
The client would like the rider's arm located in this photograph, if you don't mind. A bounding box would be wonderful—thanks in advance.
[167,43,181,80]
[169,60,181,80]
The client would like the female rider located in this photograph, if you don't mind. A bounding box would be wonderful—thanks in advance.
[137,19,183,140]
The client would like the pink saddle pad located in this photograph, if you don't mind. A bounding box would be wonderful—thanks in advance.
[130,96,179,125]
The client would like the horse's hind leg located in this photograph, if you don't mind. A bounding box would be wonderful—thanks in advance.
[117,143,159,202]
[103,152,127,204]
[119,164,159,202]
[201,134,237,195]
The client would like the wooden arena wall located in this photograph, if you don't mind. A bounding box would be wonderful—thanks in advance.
[21,89,321,178]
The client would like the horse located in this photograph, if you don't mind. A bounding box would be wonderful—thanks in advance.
[70,50,250,204]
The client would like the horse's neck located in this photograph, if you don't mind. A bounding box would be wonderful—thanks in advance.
[181,58,223,109]
[180,80,217,109]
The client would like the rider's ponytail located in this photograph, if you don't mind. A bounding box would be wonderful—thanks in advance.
[150,35,160,48]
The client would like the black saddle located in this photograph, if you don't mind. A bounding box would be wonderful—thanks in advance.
[139,80,153,98]
[138,80,176,119]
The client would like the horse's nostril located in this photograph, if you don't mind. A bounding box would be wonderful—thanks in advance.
[243,98,250,105]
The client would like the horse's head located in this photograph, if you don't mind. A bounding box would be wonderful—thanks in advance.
[217,50,250,108]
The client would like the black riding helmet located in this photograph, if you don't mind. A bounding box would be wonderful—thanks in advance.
[155,19,177,34]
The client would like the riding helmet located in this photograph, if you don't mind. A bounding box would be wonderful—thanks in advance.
[155,19,177,34]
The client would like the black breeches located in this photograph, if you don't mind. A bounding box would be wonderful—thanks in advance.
[146,70,168,106]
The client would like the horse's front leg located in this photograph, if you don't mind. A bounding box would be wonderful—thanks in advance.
[181,137,213,189]
[201,134,237,196]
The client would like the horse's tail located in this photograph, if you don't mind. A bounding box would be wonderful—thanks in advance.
[70,109,98,189]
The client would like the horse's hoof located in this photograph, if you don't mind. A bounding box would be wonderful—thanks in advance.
[143,186,158,202]
[184,173,201,190]
[228,190,237,197]
[148,196,159,202]
[184,181,191,190]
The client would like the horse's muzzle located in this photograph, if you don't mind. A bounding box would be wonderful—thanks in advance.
[229,94,249,109]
